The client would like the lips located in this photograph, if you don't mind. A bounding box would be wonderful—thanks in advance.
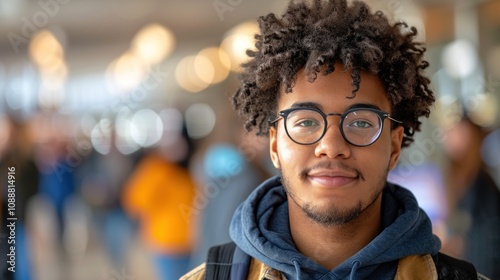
[307,169,358,188]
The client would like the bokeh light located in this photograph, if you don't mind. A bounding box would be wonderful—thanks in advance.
[131,23,176,65]
[220,21,259,72]
[442,39,478,79]
[29,30,64,69]
[184,103,216,139]
[129,109,164,147]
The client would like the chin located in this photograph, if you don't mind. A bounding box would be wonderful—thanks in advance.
[302,202,363,226]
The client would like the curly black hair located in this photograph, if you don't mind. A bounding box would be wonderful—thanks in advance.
[232,0,435,148]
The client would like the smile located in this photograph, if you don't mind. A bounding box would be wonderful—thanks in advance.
[307,169,359,188]
[308,175,358,188]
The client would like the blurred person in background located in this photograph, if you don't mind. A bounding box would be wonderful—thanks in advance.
[122,122,196,280]
[0,116,39,280]
[188,141,270,268]
[34,130,76,246]
[29,116,78,280]
[388,162,448,242]
[441,115,500,279]
[75,129,137,269]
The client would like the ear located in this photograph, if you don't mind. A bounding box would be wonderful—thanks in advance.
[388,126,404,171]
[269,126,281,169]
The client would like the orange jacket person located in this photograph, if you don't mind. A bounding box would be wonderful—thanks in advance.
[122,151,195,280]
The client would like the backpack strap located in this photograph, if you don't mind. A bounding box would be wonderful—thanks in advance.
[204,242,251,280]
[205,242,236,280]
[434,252,478,279]
[231,243,252,279]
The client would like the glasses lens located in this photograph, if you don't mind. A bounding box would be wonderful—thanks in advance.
[285,109,325,144]
[342,110,382,146]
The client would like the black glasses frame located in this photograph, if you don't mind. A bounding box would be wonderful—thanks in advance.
[270,107,402,147]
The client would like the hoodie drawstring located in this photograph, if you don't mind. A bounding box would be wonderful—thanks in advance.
[349,260,361,280]
[291,258,302,280]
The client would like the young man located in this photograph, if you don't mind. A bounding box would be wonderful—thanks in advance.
[182,0,488,279]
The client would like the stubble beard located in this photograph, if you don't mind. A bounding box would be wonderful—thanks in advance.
[280,162,388,227]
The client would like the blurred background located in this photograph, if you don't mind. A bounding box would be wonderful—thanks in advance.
[0,0,499,279]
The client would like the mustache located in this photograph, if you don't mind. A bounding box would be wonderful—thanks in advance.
[299,161,365,181]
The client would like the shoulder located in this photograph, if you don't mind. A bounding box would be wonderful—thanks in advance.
[397,253,490,280]
[180,263,205,280]
[179,257,283,280]
[433,252,490,280]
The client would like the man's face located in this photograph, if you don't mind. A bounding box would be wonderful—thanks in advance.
[269,67,404,226]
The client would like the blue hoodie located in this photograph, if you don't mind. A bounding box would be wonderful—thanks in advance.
[229,176,441,279]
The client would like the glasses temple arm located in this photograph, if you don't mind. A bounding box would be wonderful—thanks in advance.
[269,116,283,125]
[387,115,403,124]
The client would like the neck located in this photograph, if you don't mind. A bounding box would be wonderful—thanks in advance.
[289,193,383,270]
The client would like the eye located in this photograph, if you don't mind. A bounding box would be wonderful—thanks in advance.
[287,109,323,129]
[295,119,320,127]
[348,120,373,128]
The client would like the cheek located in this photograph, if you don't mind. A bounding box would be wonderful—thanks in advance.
[278,141,296,167]
[361,138,393,173]
[277,131,307,168]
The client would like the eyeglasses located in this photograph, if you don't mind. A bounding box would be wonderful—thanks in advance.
[270,107,402,147]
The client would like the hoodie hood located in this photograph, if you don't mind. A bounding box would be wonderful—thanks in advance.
[229,175,441,279]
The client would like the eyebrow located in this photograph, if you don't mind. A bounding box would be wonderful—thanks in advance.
[289,102,382,111]
[290,102,322,110]
[346,103,382,111]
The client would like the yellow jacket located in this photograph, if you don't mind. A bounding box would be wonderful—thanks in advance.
[181,254,439,280]
[122,153,195,254]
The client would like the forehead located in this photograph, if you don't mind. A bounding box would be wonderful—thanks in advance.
[278,68,391,112]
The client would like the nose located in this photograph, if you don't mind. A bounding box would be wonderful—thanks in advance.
[314,121,351,159]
